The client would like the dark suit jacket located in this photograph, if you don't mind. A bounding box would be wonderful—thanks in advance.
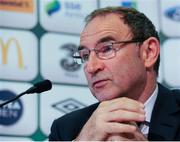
[49,84,180,141]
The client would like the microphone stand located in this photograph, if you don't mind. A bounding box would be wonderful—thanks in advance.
[0,80,52,108]
[0,91,27,107]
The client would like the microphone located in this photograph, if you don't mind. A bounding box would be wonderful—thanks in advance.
[0,80,52,107]
[25,80,52,94]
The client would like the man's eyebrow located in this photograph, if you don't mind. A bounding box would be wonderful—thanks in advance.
[78,36,115,50]
[97,36,115,44]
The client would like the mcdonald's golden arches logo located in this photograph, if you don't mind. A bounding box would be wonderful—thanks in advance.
[0,38,24,69]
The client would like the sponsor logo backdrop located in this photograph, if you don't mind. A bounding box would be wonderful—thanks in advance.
[0,0,180,141]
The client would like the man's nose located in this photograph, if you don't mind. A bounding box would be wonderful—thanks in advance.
[85,52,104,74]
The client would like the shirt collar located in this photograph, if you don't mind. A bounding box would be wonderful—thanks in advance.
[144,84,158,122]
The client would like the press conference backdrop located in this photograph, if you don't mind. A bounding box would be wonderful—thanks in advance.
[0,0,180,141]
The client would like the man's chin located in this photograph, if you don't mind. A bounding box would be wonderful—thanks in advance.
[94,93,117,102]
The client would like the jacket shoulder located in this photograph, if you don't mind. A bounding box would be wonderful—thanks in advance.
[158,83,180,107]
[172,89,180,106]
[49,103,99,141]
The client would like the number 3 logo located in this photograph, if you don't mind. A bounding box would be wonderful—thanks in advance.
[60,43,81,71]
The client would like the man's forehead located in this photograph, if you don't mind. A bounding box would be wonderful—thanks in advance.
[81,14,129,35]
[80,18,131,44]
[80,28,120,45]
[81,28,118,38]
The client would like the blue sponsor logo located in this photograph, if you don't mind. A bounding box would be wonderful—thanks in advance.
[165,6,180,21]
[46,0,61,15]
[65,1,81,10]
[45,0,83,18]
[0,90,23,126]
[64,1,83,18]
[121,0,137,9]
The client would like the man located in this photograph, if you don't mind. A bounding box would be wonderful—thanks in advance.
[49,6,180,141]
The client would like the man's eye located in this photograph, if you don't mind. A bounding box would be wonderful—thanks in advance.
[82,53,89,61]
[101,45,113,53]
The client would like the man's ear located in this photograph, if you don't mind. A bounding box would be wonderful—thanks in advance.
[140,37,160,68]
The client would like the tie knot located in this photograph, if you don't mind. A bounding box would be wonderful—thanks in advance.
[137,121,150,127]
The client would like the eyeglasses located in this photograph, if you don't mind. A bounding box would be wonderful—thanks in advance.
[73,39,144,64]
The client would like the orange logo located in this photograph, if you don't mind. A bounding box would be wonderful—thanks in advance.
[0,0,34,13]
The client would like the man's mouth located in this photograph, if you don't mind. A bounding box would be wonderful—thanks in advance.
[93,79,109,88]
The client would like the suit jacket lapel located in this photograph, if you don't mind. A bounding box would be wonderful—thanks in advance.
[148,84,180,140]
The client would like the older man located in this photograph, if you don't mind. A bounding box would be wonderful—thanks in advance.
[49,6,180,141]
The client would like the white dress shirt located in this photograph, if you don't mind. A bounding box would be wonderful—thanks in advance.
[139,84,158,136]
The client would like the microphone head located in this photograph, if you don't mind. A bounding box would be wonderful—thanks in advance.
[34,80,52,93]
[25,80,52,94]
